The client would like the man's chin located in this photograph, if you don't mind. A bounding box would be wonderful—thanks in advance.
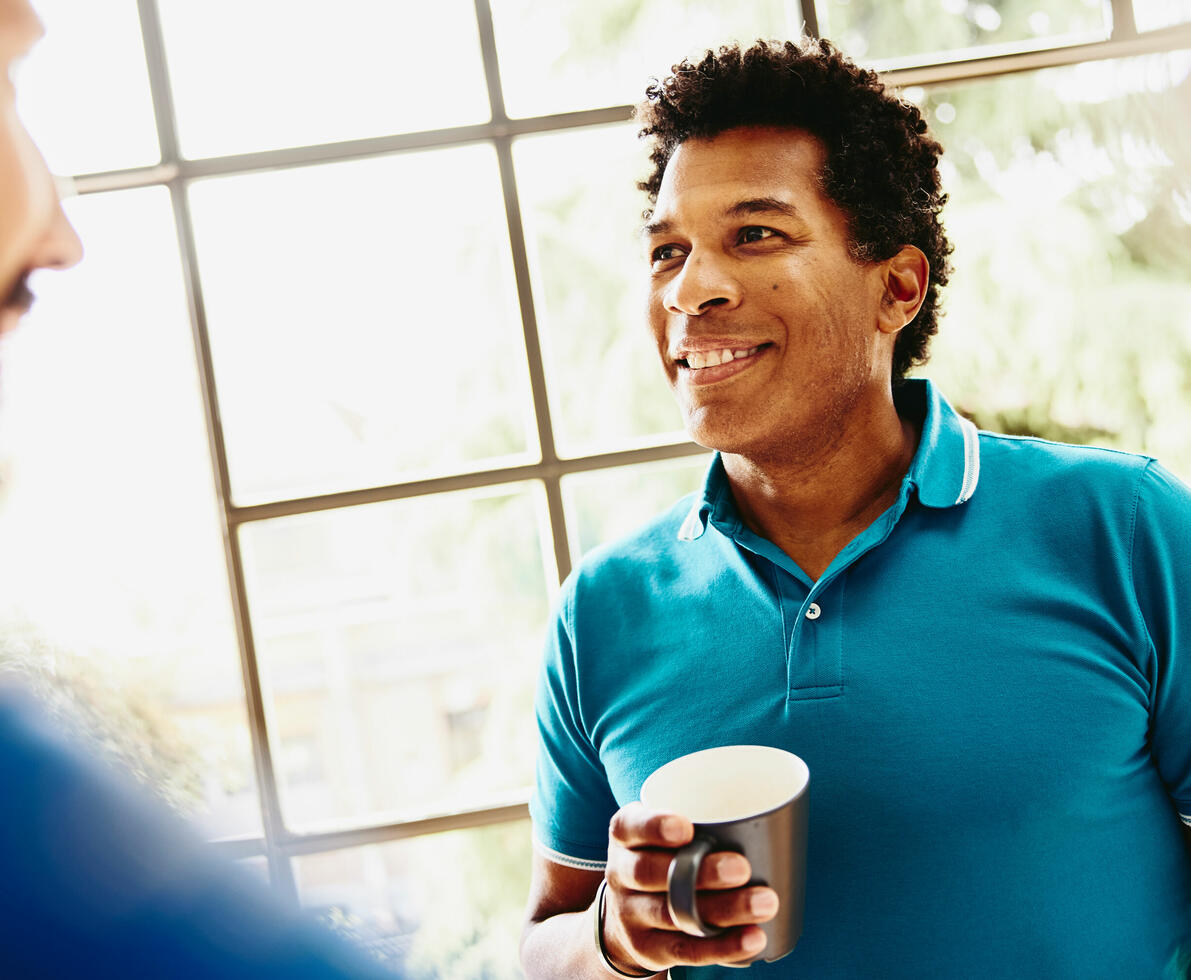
[0,306,23,338]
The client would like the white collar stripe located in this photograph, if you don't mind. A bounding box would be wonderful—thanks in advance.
[677,500,705,541]
[955,416,981,505]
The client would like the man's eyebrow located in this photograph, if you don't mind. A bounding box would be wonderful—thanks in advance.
[725,197,803,221]
[641,198,803,237]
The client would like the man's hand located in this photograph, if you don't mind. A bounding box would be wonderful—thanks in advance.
[600,802,779,974]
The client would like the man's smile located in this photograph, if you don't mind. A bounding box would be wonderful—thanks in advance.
[675,342,773,385]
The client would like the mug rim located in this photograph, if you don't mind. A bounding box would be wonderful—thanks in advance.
[640,744,810,823]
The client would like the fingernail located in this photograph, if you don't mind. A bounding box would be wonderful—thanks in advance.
[743,929,767,953]
[721,855,749,880]
[751,891,779,916]
[661,816,686,842]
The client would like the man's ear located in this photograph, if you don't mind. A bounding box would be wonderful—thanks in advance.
[878,245,929,335]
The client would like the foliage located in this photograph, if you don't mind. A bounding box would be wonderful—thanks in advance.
[0,624,204,814]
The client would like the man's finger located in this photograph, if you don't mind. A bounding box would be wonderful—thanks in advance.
[609,842,753,892]
[618,885,778,933]
[694,886,780,928]
[609,802,693,848]
[607,847,673,892]
[617,889,677,930]
[643,925,768,969]
[695,852,753,890]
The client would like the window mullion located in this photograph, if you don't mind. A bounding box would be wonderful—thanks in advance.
[133,0,181,165]
[135,0,295,897]
[800,0,822,39]
[1109,0,1139,38]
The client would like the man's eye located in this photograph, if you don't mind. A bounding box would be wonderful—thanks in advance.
[651,244,685,263]
[738,226,777,244]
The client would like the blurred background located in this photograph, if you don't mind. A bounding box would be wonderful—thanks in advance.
[0,0,1188,975]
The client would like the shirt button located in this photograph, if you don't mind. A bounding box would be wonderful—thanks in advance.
[805,603,821,620]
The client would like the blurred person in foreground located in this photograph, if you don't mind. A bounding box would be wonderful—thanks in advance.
[520,37,1191,979]
[0,2,394,975]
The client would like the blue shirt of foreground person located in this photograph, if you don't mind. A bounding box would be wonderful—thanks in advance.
[0,687,393,979]
[519,37,1191,980]
[0,2,392,976]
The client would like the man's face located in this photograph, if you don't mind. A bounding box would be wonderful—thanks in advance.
[644,126,895,461]
[0,0,80,338]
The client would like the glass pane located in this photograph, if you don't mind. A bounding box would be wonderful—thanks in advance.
[294,820,531,979]
[491,0,803,118]
[17,0,159,175]
[514,124,685,457]
[908,50,1191,481]
[562,455,711,562]
[0,188,259,837]
[1134,0,1191,30]
[158,0,490,158]
[819,0,1109,64]
[239,484,552,830]
[189,146,537,504]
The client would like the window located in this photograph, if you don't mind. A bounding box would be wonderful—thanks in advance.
[5,0,1189,975]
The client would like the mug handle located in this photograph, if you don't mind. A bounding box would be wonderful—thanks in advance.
[667,835,727,938]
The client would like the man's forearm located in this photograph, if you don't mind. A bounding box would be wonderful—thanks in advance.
[521,905,663,980]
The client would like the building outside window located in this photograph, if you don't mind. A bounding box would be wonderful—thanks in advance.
[1,0,1188,975]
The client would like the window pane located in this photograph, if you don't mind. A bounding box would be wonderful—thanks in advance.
[491,0,802,118]
[189,146,537,504]
[1134,0,1191,30]
[18,0,159,175]
[819,0,1109,65]
[514,124,685,456]
[0,188,259,837]
[563,455,711,562]
[239,484,552,830]
[158,0,490,158]
[294,821,531,979]
[910,51,1191,480]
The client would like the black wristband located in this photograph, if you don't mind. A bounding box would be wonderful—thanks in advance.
[593,877,654,978]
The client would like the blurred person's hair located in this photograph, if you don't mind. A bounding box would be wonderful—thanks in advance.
[636,37,953,384]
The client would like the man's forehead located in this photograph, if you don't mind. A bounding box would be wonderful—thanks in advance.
[0,0,43,57]
[651,126,827,221]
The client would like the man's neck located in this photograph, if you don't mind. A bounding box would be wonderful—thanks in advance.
[721,398,920,582]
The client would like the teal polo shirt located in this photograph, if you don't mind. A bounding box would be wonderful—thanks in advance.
[531,379,1191,978]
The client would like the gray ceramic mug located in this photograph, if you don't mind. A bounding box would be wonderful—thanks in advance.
[640,745,810,966]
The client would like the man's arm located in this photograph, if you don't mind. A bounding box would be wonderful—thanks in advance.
[520,804,776,979]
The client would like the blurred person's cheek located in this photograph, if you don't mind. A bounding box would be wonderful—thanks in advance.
[0,94,57,307]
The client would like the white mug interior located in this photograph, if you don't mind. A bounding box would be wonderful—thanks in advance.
[640,745,810,823]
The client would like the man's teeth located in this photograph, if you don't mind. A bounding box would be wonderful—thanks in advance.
[685,346,762,370]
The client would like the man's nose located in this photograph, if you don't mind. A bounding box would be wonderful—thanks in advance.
[35,197,83,273]
[662,252,742,316]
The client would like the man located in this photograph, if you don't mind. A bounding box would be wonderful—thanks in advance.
[521,38,1191,979]
[0,2,393,974]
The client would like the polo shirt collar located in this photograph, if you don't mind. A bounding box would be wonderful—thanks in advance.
[902,378,982,509]
[676,378,980,542]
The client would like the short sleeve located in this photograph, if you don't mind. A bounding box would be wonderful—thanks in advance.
[529,578,619,870]
[1131,460,1191,826]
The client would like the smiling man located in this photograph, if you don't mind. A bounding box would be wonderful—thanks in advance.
[520,39,1191,979]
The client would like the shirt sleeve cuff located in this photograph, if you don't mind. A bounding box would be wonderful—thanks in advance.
[532,835,607,872]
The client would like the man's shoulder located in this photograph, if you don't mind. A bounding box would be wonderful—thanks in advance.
[562,491,709,605]
[573,492,699,575]
[972,430,1191,532]
[976,429,1159,488]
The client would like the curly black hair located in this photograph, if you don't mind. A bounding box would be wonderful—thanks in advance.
[636,37,953,384]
